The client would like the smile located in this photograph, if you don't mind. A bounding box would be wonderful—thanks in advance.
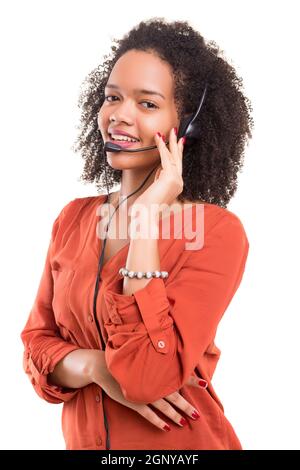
[107,134,140,148]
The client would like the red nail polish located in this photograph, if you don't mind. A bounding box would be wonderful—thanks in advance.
[162,134,166,142]
[182,136,186,145]
[163,424,171,432]
[191,411,200,420]
[174,127,178,136]
[179,418,188,426]
[156,132,162,138]
[198,379,208,389]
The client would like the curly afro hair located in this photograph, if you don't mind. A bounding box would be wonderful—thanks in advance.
[72,17,254,208]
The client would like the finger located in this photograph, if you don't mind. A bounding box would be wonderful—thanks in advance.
[169,127,184,174]
[178,136,185,160]
[154,132,170,170]
[168,127,179,165]
[135,404,172,432]
[150,397,189,427]
[163,392,201,421]
[154,164,162,182]
[186,375,208,390]
[168,127,182,171]
[177,135,184,174]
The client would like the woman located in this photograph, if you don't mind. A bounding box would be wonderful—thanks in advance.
[21,18,253,450]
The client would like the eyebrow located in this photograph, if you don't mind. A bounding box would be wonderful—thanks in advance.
[105,83,165,100]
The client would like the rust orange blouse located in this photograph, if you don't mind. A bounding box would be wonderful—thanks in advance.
[20,195,249,450]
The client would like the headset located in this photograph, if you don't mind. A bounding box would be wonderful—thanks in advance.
[92,82,209,350]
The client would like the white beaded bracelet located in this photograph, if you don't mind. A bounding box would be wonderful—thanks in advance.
[119,267,169,279]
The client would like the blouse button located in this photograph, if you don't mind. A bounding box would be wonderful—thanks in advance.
[95,394,101,402]
[88,315,93,322]
[111,315,122,325]
[158,340,165,349]
[96,436,102,446]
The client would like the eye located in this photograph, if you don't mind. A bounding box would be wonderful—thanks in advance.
[104,95,158,110]
[141,101,158,110]
[104,95,118,102]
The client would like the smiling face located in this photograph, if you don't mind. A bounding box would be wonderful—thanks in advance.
[97,49,180,171]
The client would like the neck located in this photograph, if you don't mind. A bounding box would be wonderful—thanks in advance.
[117,166,159,206]
[110,165,183,215]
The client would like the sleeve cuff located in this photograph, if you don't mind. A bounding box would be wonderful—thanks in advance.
[103,277,173,354]
[25,343,82,403]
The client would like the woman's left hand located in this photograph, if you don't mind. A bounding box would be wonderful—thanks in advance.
[134,127,185,209]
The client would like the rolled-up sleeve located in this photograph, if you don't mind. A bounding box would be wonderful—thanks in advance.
[21,202,82,404]
[103,214,249,404]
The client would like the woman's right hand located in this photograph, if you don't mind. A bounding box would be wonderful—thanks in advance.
[88,350,207,432]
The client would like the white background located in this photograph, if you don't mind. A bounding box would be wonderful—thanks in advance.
[1,0,299,450]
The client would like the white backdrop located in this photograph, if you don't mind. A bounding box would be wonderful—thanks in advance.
[1,0,299,450]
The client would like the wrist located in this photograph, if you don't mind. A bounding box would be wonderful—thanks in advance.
[84,349,108,384]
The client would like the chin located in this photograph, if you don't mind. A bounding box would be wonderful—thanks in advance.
[106,156,142,170]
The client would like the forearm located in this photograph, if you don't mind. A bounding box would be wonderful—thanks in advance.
[48,349,107,389]
[123,207,160,296]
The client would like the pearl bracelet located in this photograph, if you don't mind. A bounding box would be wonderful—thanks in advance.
[119,267,169,279]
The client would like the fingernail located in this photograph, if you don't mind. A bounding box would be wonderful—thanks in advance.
[182,136,186,145]
[179,418,188,426]
[163,424,171,432]
[191,410,200,420]
[174,127,178,136]
[156,132,162,138]
[162,134,166,142]
[198,379,208,389]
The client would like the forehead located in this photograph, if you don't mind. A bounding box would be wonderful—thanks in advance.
[107,50,174,98]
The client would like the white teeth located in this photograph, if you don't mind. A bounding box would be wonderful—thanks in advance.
[111,134,138,142]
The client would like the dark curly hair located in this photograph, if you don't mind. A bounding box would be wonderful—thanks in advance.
[72,17,254,208]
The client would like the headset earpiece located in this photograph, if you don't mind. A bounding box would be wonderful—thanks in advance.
[177,83,208,143]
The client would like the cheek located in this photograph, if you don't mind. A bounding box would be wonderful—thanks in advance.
[142,118,163,140]
[97,107,107,134]
[145,111,173,137]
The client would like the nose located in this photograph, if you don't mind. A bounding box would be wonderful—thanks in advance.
[108,98,136,124]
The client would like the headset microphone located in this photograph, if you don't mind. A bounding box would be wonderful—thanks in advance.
[104,141,158,153]
[103,83,208,154]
